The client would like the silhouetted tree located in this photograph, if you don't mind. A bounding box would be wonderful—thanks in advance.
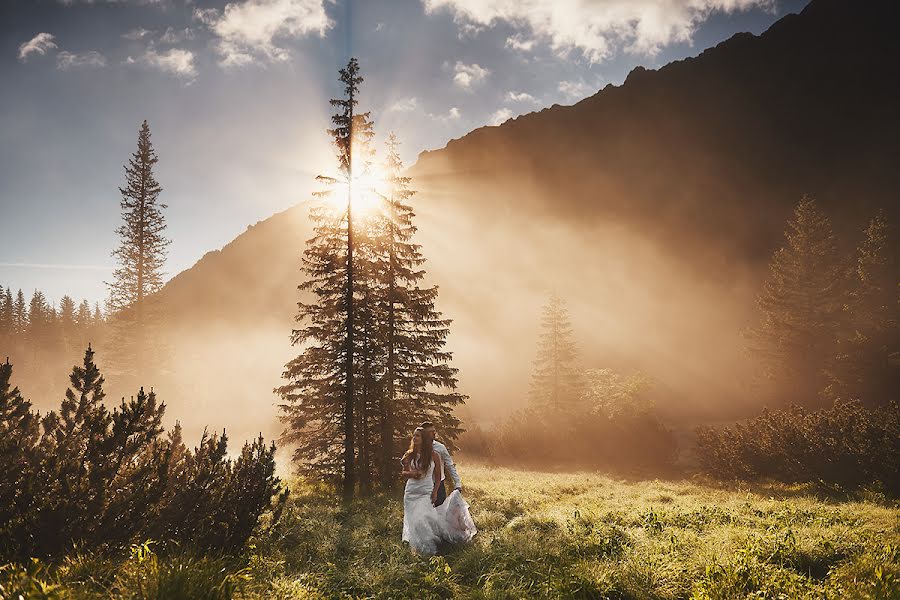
[277,58,375,499]
[529,293,584,412]
[76,299,91,334]
[0,288,13,346]
[825,211,899,405]
[374,134,464,487]
[106,119,170,384]
[58,295,76,353]
[13,290,26,338]
[746,196,843,407]
[0,357,40,556]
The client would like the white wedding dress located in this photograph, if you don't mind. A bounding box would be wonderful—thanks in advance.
[402,458,477,555]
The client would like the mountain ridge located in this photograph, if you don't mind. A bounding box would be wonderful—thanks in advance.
[149,0,900,439]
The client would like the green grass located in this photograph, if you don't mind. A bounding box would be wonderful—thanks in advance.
[4,465,898,599]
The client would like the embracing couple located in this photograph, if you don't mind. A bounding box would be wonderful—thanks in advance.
[401,421,477,555]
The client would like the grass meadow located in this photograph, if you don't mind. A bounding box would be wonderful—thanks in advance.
[3,464,898,599]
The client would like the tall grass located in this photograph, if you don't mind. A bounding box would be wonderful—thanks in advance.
[4,465,898,599]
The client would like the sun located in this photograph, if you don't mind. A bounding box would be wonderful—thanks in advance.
[347,167,386,217]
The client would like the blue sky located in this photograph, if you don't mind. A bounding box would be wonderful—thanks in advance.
[0,0,809,308]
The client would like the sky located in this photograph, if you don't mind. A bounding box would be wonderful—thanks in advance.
[0,0,810,309]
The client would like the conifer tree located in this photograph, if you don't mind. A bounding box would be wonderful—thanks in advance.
[106,120,170,383]
[26,290,51,354]
[825,211,899,405]
[59,295,77,353]
[13,290,26,337]
[746,196,844,407]
[76,299,91,334]
[0,358,40,537]
[36,344,112,552]
[529,293,584,412]
[278,58,374,498]
[0,288,12,344]
[374,134,464,487]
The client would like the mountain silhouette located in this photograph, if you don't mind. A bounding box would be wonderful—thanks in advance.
[151,0,900,441]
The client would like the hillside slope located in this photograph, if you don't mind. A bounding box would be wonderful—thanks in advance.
[151,0,900,442]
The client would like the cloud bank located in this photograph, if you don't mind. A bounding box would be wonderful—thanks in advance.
[424,0,774,63]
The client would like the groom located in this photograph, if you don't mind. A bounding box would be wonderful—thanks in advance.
[421,421,462,507]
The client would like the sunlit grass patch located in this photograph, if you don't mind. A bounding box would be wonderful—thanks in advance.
[5,463,898,599]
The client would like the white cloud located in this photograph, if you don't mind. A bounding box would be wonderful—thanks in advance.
[506,91,537,103]
[195,0,331,67]
[57,50,107,70]
[160,27,195,44]
[122,27,153,40]
[389,97,419,112]
[428,106,462,122]
[142,47,197,79]
[452,61,489,89]
[18,33,57,62]
[424,0,773,63]
[558,79,596,101]
[489,107,513,125]
[505,33,535,52]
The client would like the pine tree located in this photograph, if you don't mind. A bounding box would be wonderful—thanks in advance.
[35,344,112,552]
[278,58,374,498]
[0,287,13,344]
[374,134,464,487]
[59,295,77,354]
[106,120,170,383]
[76,299,92,334]
[13,289,26,337]
[529,293,584,412]
[0,358,40,537]
[26,290,50,354]
[825,211,899,405]
[746,196,844,407]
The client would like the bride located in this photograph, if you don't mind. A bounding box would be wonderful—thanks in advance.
[401,427,477,555]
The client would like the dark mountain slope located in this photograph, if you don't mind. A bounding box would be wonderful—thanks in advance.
[150,0,900,440]
[411,0,899,266]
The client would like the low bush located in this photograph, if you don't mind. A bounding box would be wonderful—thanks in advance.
[695,400,900,493]
[0,347,287,562]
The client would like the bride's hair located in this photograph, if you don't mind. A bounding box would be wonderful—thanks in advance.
[403,426,433,478]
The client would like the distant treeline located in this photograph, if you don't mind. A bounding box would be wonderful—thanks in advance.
[0,286,106,400]
[0,347,285,563]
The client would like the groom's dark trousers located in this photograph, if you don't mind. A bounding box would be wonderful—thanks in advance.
[435,481,447,506]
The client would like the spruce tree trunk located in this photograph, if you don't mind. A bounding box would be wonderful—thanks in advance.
[381,221,397,490]
[343,149,356,502]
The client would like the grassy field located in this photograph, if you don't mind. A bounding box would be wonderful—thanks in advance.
[3,464,898,599]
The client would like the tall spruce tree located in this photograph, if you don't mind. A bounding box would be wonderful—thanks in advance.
[59,295,77,354]
[13,290,26,337]
[746,196,844,407]
[278,58,374,498]
[529,293,584,412]
[76,299,91,335]
[0,288,12,344]
[825,211,899,405]
[375,134,464,487]
[106,120,170,383]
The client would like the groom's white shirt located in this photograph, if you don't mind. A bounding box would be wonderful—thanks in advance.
[432,440,461,489]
